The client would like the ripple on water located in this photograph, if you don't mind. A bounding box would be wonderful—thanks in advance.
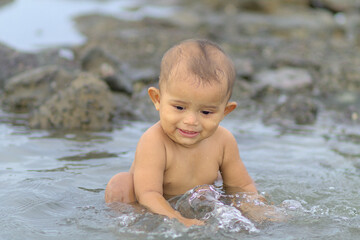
[0,179,74,239]
[58,151,119,161]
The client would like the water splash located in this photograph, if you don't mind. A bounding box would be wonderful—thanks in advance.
[171,185,259,233]
[281,199,305,211]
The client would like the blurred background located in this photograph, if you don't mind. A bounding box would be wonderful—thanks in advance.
[1,0,360,127]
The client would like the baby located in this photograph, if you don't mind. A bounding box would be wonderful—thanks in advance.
[105,39,260,227]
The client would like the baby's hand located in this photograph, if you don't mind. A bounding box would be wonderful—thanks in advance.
[230,193,287,224]
[238,202,286,223]
[172,210,204,227]
[178,216,205,227]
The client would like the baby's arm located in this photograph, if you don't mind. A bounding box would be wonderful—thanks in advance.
[133,126,203,227]
[220,128,285,223]
[219,128,257,194]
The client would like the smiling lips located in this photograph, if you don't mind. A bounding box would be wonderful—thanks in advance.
[178,129,199,138]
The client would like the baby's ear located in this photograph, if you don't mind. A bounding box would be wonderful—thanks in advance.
[148,87,161,111]
[224,101,237,116]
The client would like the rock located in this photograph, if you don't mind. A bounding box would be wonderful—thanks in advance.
[318,51,360,93]
[253,67,313,95]
[235,0,281,13]
[233,57,254,79]
[127,66,158,86]
[80,47,133,94]
[346,105,360,123]
[130,84,159,122]
[111,92,138,122]
[0,0,13,8]
[36,47,79,72]
[196,0,308,14]
[231,79,255,101]
[309,0,360,13]
[2,65,75,112]
[0,43,39,88]
[263,95,319,125]
[269,39,326,69]
[73,14,195,72]
[0,44,78,90]
[237,8,334,38]
[29,73,113,130]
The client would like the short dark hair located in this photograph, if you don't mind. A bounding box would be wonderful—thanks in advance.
[159,39,236,99]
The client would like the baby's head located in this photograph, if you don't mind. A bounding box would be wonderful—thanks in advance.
[159,39,236,101]
[149,39,237,146]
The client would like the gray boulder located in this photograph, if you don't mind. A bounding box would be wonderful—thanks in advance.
[310,0,360,13]
[130,84,159,122]
[0,0,13,7]
[264,95,319,125]
[2,65,74,112]
[0,43,39,89]
[29,73,113,130]
[80,47,133,94]
[253,67,313,95]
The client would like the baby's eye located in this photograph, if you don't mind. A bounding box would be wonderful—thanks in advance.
[174,106,184,110]
[201,110,212,115]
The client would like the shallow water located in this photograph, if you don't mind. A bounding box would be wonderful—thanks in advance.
[0,0,177,52]
[1,108,360,240]
[1,0,360,239]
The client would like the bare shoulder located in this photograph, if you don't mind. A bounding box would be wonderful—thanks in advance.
[138,122,166,146]
[130,122,166,173]
[214,126,237,144]
[136,122,168,156]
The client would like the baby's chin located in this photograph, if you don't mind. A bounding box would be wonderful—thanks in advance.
[170,135,201,148]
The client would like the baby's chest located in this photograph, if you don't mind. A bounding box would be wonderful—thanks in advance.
[162,154,221,193]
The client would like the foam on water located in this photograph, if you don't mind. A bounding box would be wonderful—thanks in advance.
[172,185,259,233]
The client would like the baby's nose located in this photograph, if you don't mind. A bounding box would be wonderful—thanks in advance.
[183,112,198,125]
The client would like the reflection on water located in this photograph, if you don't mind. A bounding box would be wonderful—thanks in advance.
[0,110,360,239]
[58,151,119,161]
[30,131,113,142]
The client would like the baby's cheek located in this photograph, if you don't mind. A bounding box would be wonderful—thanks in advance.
[205,120,220,132]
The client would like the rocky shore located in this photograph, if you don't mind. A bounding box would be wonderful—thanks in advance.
[1,0,360,130]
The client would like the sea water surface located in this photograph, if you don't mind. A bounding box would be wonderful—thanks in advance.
[0,0,177,51]
[0,108,359,240]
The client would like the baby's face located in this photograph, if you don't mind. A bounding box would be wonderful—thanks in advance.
[156,76,232,148]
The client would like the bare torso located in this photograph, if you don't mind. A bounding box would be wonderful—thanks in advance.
[130,123,226,198]
[162,135,223,198]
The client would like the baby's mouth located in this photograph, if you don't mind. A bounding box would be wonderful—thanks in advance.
[178,129,199,138]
